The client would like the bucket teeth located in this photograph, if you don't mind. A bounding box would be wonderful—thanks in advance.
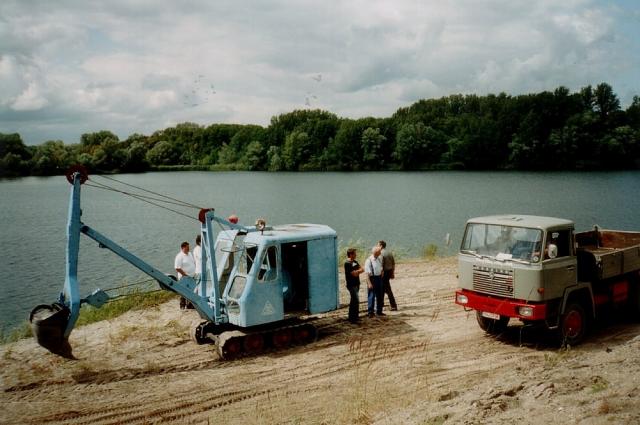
[29,304,75,359]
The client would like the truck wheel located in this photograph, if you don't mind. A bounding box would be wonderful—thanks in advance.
[476,312,509,335]
[627,281,640,320]
[559,303,587,346]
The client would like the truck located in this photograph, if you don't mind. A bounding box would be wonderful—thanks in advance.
[30,166,339,359]
[454,215,640,345]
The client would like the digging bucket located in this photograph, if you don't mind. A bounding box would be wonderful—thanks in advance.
[29,303,74,359]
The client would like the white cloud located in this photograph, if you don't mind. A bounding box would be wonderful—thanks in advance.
[12,81,49,111]
[0,0,638,144]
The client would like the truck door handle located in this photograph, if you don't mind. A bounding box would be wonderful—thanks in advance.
[566,266,575,271]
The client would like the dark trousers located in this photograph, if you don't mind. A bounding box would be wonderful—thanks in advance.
[367,275,384,315]
[347,285,360,322]
[382,273,397,309]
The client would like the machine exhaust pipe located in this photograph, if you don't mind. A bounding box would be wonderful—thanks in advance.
[29,304,75,359]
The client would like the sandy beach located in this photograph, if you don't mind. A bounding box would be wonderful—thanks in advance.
[2,257,639,424]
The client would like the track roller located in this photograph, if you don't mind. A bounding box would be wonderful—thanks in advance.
[216,331,246,360]
[293,323,317,344]
[243,333,265,353]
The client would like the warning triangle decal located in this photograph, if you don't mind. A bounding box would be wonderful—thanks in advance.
[262,300,275,316]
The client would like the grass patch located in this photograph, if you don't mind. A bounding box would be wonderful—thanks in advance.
[75,289,177,327]
[590,376,609,393]
[422,243,439,260]
[543,347,572,368]
[0,321,33,344]
[0,289,177,345]
[338,238,370,262]
[338,239,443,263]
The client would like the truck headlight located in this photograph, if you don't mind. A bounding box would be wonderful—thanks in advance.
[518,306,534,317]
[456,293,468,304]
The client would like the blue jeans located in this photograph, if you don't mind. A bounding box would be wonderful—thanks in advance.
[347,285,360,322]
[367,275,384,315]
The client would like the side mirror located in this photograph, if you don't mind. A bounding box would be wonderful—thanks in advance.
[548,244,558,259]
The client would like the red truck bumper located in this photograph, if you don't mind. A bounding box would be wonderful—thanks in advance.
[455,289,547,321]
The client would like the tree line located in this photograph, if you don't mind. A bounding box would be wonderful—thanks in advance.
[2,83,639,177]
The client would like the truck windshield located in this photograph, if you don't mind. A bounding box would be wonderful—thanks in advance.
[461,223,543,262]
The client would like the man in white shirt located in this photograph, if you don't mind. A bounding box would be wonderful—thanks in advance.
[365,246,384,317]
[193,235,202,278]
[174,241,196,279]
[175,241,196,309]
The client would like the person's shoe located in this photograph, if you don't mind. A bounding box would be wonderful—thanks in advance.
[377,312,386,316]
[390,307,398,311]
[349,319,360,324]
[368,313,375,318]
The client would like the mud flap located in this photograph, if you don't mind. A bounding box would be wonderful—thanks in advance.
[29,304,75,359]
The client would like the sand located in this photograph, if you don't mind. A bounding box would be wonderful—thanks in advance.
[1,257,639,424]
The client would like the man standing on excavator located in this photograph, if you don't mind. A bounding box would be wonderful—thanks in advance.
[175,241,196,279]
[175,241,196,309]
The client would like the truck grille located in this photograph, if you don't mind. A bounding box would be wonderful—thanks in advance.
[472,266,514,298]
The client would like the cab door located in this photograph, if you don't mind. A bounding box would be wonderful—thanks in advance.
[242,245,283,327]
[542,229,577,299]
[307,237,339,313]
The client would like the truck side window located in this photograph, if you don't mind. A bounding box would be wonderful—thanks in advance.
[258,246,278,282]
[547,230,572,259]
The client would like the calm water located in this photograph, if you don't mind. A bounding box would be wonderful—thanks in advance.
[1,171,640,329]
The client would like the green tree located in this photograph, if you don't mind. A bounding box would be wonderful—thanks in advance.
[393,122,446,169]
[627,96,640,130]
[594,83,620,120]
[92,138,126,171]
[239,140,265,170]
[0,133,31,176]
[0,133,30,160]
[81,130,119,148]
[283,130,312,170]
[324,118,378,170]
[361,127,386,169]
[31,141,71,175]
[267,109,337,147]
[267,145,284,171]
[122,141,148,172]
[217,143,239,165]
[145,140,179,165]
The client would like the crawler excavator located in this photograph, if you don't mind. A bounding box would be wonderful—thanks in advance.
[30,166,339,359]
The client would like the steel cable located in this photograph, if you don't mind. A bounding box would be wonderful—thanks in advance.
[92,174,203,209]
[102,278,157,293]
[84,182,200,221]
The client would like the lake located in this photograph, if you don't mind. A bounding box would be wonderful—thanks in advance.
[1,170,640,330]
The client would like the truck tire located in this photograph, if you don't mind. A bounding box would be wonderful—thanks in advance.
[559,302,588,346]
[476,312,509,335]
[627,280,640,320]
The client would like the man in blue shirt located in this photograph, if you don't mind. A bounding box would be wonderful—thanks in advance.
[344,248,364,323]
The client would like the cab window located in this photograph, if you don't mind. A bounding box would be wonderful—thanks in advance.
[546,229,572,259]
[258,246,278,282]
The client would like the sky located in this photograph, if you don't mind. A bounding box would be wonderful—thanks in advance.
[1,0,639,145]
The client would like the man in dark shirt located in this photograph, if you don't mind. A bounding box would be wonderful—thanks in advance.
[378,240,397,311]
[344,248,365,323]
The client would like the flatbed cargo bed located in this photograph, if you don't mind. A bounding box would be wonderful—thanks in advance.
[576,229,640,281]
